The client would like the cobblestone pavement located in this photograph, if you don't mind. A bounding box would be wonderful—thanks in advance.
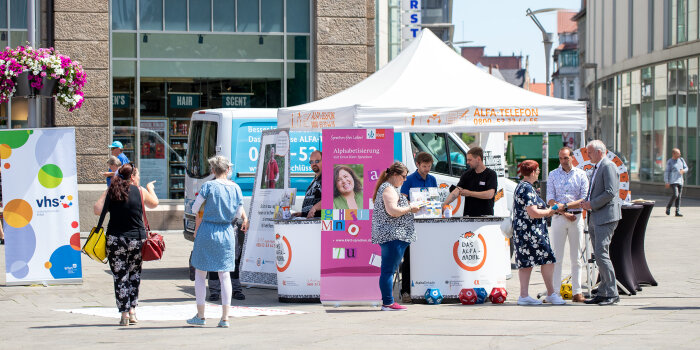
[1,194,699,349]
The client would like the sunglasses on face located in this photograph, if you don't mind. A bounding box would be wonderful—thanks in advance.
[309,160,321,164]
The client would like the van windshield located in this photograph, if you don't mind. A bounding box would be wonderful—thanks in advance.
[186,120,218,179]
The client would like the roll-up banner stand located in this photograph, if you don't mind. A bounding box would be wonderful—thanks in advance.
[241,128,294,287]
[320,128,394,306]
[1,128,82,285]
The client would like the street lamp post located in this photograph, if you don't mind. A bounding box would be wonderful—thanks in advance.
[526,8,564,187]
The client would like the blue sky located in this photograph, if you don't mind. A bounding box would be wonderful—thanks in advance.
[453,0,582,84]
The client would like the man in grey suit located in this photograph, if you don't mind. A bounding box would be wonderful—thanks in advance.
[581,140,621,306]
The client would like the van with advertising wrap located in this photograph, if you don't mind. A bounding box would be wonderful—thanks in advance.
[183,108,515,240]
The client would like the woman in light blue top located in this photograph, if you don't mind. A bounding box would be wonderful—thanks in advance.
[188,155,249,328]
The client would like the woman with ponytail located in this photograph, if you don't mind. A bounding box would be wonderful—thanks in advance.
[371,161,422,311]
[93,163,159,326]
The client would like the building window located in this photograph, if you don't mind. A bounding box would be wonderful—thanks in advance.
[568,80,575,98]
[0,0,30,129]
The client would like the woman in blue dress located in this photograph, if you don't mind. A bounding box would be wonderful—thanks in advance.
[188,155,249,328]
[512,160,564,305]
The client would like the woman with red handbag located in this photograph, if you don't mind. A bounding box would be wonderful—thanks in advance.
[93,163,159,326]
[188,155,249,328]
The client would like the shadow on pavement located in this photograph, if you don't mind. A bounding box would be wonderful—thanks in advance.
[139,297,193,303]
[638,306,700,311]
[141,267,189,280]
[325,309,379,313]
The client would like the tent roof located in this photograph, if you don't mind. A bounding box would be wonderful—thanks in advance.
[278,29,586,133]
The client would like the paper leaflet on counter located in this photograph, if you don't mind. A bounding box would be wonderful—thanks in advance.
[409,187,449,218]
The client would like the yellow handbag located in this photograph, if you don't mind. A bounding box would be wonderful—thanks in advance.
[82,195,109,264]
[83,226,107,263]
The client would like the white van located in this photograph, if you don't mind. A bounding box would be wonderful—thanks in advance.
[183,108,515,240]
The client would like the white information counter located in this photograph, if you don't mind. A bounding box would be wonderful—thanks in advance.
[273,219,321,302]
[273,217,509,304]
[410,217,508,303]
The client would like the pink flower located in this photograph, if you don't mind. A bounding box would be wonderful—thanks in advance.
[59,78,66,84]
[40,72,46,77]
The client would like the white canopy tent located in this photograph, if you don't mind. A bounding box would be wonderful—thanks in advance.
[278,29,586,133]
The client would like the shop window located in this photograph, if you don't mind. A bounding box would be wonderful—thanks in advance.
[688,57,698,185]
[112,0,136,30]
[140,0,163,31]
[165,0,187,31]
[679,0,688,43]
[287,35,309,60]
[140,34,283,59]
[690,0,698,41]
[261,0,283,32]
[213,0,236,32]
[0,0,7,28]
[287,63,309,107]
[113,33,136,58]
[237,0,259,32]
[10,0,26,28]
[189,0,211,31]
[287,0,310,33]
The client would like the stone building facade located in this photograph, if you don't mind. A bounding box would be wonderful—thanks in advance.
[18,0,375,228]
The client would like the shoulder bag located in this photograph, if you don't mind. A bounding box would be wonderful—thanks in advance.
[140,188,165,261]
[82,195,109,263]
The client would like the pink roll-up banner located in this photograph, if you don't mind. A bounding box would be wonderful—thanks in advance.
[320,129,394,305]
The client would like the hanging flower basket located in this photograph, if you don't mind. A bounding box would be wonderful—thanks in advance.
[0,45,87,111]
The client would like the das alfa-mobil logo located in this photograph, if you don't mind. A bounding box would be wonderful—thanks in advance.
[453,231,487,271]
[275,234,292,272]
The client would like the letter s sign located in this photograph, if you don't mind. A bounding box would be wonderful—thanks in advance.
[410,13,419,24]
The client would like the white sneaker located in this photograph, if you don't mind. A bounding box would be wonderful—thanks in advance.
[545,293,567,305]
[517,295,543,305]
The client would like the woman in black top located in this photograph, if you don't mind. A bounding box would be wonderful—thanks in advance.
[93,163,159,326]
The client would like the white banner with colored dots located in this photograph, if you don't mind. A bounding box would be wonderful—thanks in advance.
[1,128,82,285]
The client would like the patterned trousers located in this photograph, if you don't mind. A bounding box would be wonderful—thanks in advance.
[107,234,145,312]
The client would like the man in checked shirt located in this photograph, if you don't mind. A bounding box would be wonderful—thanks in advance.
[546,147,590,303]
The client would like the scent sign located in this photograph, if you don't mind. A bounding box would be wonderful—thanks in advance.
[222,93,252,108]
[169,94,200,109]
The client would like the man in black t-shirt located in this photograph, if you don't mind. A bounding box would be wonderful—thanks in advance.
[295,150,323,218]
[442,147,498,216]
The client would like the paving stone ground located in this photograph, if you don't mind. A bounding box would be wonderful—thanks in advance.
[1,194,699,349]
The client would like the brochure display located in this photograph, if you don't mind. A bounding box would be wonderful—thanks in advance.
[1,128,82,285]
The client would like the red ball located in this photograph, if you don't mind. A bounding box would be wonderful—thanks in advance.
[489,287,508,304]
[458,288,478,305]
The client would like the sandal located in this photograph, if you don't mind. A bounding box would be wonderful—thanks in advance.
[119,315,130,326]
[129,313,138,324]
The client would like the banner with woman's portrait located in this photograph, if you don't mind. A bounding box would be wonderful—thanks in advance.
[320,128,394,305]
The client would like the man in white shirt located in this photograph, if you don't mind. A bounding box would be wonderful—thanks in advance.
[547,147,589,303]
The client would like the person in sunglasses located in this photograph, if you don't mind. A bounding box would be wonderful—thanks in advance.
[295,150,323,218]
